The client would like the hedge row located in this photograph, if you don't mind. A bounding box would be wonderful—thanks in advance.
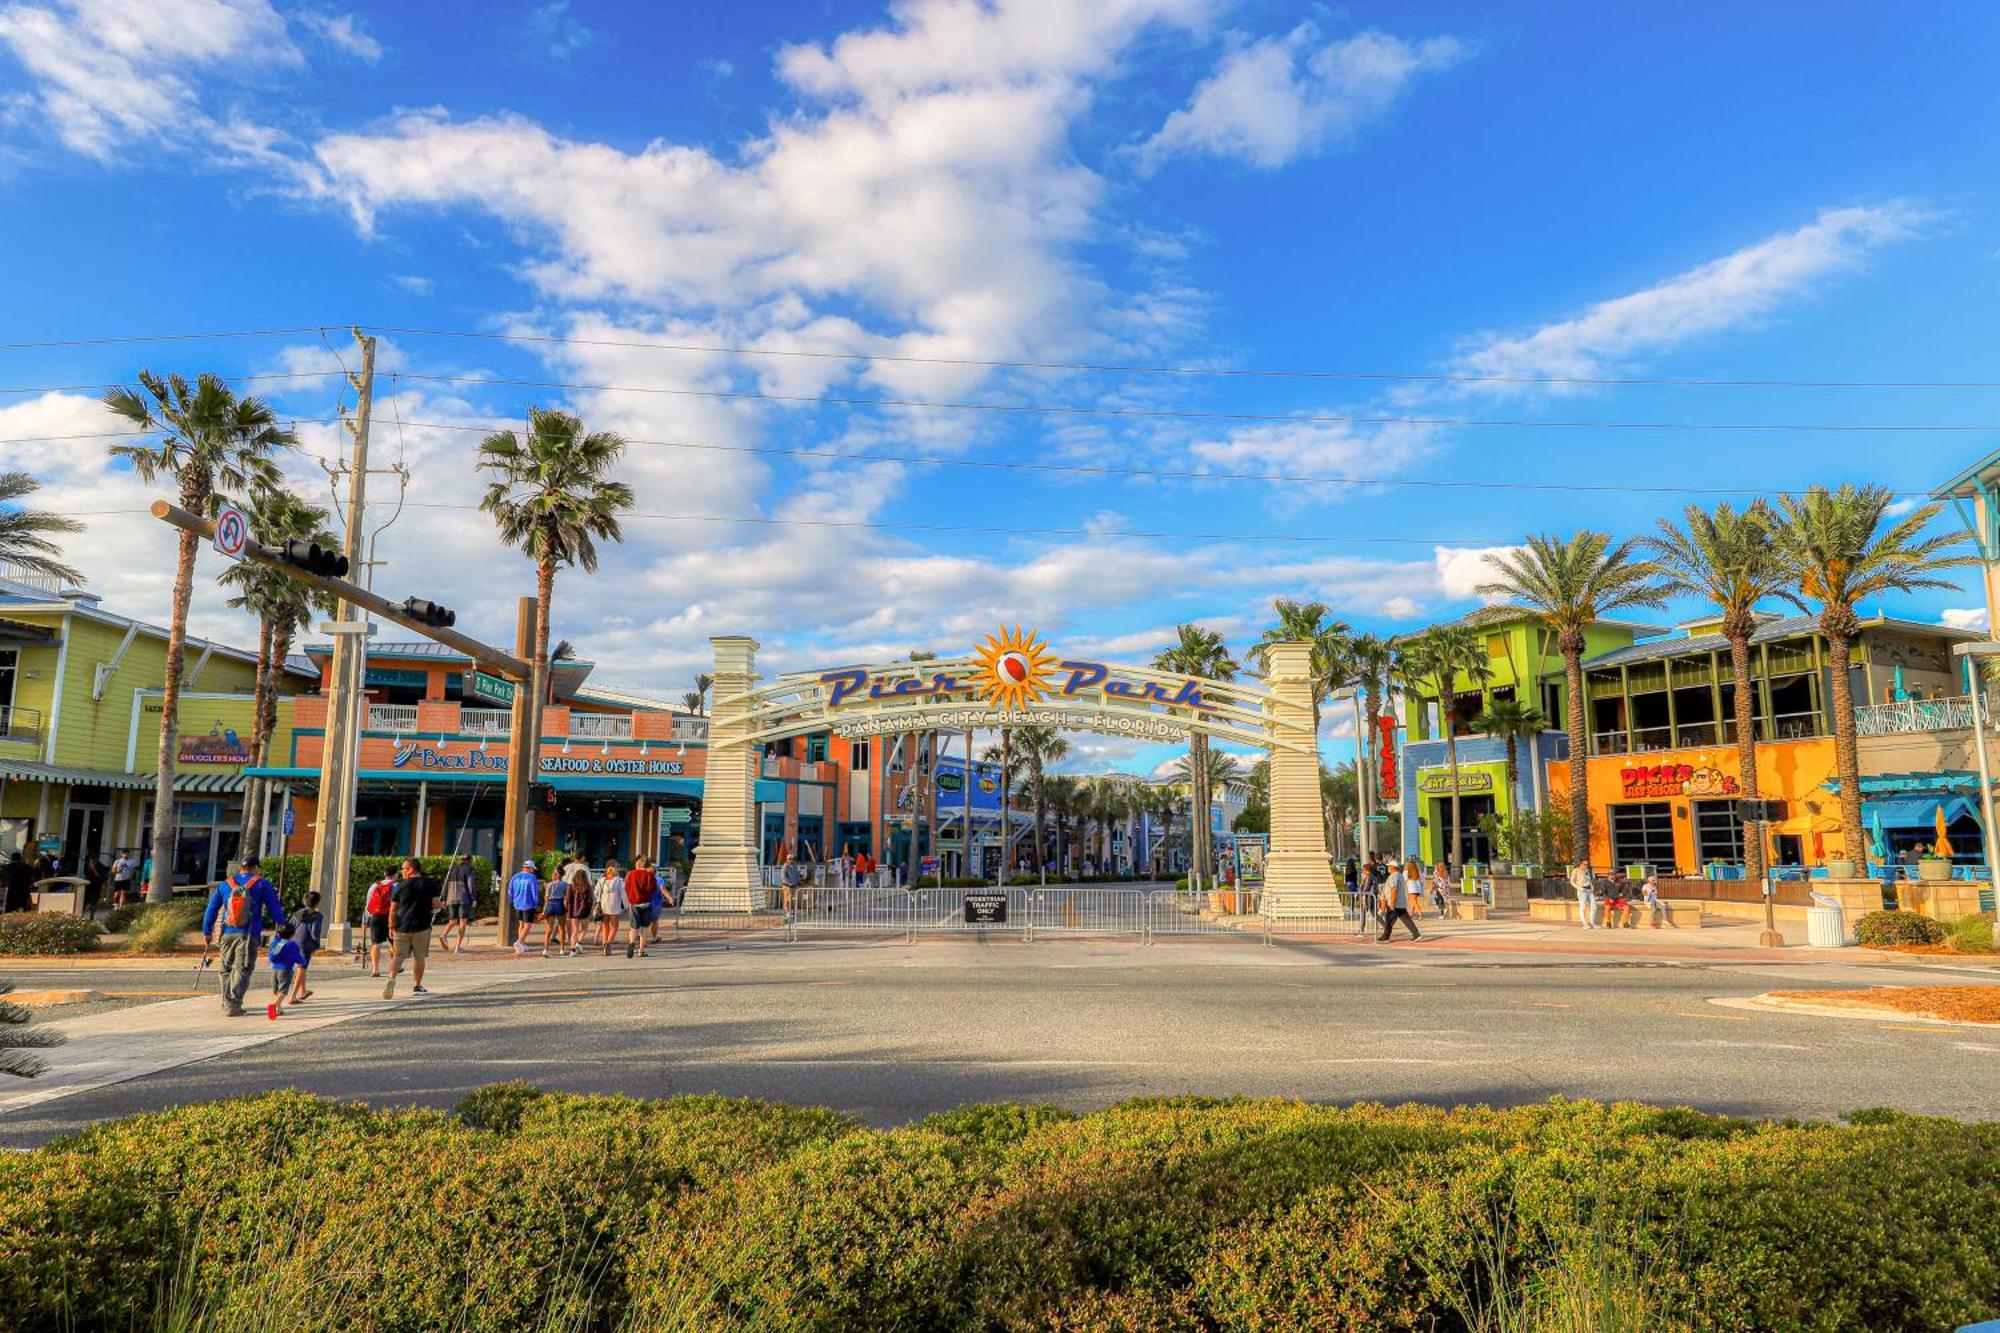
[261,854,497,920]
[1,1091,1995,1331]
[0,911,100,955]
[1855,909,1947,947]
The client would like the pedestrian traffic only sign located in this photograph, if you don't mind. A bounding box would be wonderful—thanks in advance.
[211,503,248,561]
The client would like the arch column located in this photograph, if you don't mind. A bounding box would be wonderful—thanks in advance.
[1261,640,1343,916]
[684,635,761,912]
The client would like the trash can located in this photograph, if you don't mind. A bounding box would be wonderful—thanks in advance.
[1806,891,1848,948]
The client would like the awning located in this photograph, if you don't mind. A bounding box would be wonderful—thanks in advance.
[0,759,243,793]
[1863,794,1978,829]
[244,765,782,804]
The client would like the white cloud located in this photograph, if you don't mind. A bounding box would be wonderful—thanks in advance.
[528,0,595,60]
[1434,544,1521,602]
[1136,25,1466,171]
[296,9,380,62]
[389,274,433,295]
[0,0,299,158]
[1455,203,1934,387]
[1941,607,1988,632]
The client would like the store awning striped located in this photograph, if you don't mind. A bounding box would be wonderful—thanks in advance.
[245,766,782,803]
[0,759,244,793]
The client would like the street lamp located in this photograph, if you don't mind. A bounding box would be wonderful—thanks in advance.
[1951,642,2000,899]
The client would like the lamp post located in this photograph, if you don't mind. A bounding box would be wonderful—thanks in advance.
[1952,642,2000,900]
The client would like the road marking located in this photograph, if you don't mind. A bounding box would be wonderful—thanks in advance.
[1306,1057,1499,1066]
[1676,1040,1812,1052]
[1954,1042,2000,1053]
[1881,1023,1956,1034]
[1677,1011,1752,1021]
[1531,1002,1573,1008]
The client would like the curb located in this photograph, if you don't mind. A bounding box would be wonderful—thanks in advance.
[1712,993,2000,1028]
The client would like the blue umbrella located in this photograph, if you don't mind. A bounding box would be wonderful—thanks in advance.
[1865,806,1889,864]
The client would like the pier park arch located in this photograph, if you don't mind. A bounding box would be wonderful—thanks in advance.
[684,627,1341,916]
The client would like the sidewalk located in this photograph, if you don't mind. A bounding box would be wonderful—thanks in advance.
[0,951,549,1118]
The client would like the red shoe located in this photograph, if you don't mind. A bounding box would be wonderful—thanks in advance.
[266,1003,278,1020]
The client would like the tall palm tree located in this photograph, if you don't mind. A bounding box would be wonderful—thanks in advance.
[1322,759,1359,861]
[693,673,714,715]
[1771,486,1976,865]
[1005,723,1069,871]
[1345,632,1396,856]
[1154,624,1237,885]
[477,408,636,709]
[680,691,704,714]
[0,472,82,586]
[1396,625,1495,870]
[1478,531,1667,868]
[1042,774,1082,877]
[105,371,291,901]
[1250,598,1352,732]
[1473,698,1545,804]
[219,487,335,856]
[1644,501,1789,881]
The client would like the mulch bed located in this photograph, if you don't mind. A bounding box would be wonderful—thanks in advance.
[1769,985,2000,1024]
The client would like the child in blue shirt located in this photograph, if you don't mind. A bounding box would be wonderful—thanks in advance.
[268,922,307,1021]
[290,891,325,1004]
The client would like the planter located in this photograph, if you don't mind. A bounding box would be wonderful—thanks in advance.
[1916,858,1953,883]
[1824,858,1860,879]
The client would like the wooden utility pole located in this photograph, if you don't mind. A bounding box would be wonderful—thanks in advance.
[498,596,540,944]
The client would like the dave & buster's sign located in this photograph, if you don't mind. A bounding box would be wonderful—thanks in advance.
[1620,762,1738,800]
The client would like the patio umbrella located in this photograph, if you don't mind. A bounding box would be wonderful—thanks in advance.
[1865,807,1889,863]
[1934,804,1954,859]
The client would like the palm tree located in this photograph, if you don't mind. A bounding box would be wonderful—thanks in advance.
[0,472,82,586]
[1771,485,1976,865]
[1473,698,1546,805]
[1397,625,1495,870]
[1345,632,1396,857]
[680,690,704,714]
[1478,532,1667,869]
[219,486,335,856]
[1154,624,1238,886]
[693,673,714,715]
[1644,502,1789,881]
[1250,598,1352,732]
[1005,723,1069,872]
[477,408,636,710]
[1322,759,1359,861]
[105,371,291,901]
[1042,774,1082,877]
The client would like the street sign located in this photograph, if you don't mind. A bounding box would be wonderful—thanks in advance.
[963,891,1008,924]
[464,670,517,706]
[282,805,295,836]
[660,807,691,825]
[211,503,249,561]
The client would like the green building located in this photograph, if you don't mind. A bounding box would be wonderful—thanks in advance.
[0,563,314,883]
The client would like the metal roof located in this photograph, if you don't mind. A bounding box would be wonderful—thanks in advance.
[0,759,242,792]
[1580,612,1980,671]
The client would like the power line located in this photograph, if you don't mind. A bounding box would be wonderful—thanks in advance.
[0,327,332,352]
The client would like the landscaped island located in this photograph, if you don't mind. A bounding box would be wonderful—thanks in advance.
[2,1088,1994,1331]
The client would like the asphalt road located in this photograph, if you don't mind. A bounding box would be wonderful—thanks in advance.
[4,939,1997,1145]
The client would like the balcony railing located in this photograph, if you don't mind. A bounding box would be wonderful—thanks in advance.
[1854,693,2000,737]
[1592,711,1825,755]
[0,705,41,743]
[367,703,419,733]
[461,707,511,736]
[570,713,633,739]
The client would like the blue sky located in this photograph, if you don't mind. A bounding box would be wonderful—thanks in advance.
[2,0,1998,775]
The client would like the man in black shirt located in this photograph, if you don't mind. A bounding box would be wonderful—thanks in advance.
[383,858,439,1000]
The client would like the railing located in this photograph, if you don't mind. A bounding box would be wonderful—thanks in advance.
[1593,710,1826,755]
[367,703,419,732]
[460,707,511,736]
[1854,693,2000,737]
[0,705,41,743]
[674,716,709,741]
[570,713,632,739]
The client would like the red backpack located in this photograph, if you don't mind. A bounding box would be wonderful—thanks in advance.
[366,877,394,917]
[222,875,250,928]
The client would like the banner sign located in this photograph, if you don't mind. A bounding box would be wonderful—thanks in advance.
[179,727,252,766]
[1234,833,1268,889]
[1377,714,1399,801]
[1415,769,1494,796]
[388,743,685,776]
[1620,762,1739,800]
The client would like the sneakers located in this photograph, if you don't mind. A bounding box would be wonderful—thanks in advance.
[513,942,529,954]
[412,985,428,995]
[266,1002,278,1021]
[224,1004,245,1018]
[626,939,636,959]
[603,942,612,957]
[382,978,395,1000]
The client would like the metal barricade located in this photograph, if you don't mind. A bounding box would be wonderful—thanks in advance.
[1026,887,1148,940]
[908,886,1030,936]
[1144,888,1263,940]
[786,887,917,941]
[1261,891,1361,944]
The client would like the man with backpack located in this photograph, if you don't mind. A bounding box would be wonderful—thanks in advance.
[364,871,396,975]
[201,855,287,1017]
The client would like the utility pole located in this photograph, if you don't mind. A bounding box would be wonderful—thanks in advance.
[498,596,540,945]
[312,331,375,952]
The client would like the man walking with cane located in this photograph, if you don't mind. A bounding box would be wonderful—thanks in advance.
[201,855,286,1017]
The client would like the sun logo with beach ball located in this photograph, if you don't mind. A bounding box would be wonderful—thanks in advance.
[974,625,1056,710]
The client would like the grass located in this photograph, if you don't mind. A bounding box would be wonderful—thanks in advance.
[126,903,202,954]
[1770,984,2000,1023]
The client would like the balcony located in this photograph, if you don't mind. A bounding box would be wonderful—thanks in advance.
[460,707,511,736]
[1854,693,1999,737]
[0,705,41,744]
[366,703,420,733]
[570,712,633,739]
[1592,712,1824,756]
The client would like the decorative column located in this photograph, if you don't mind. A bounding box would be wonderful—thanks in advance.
[684,636,761,912]
[1261,640,1343,916]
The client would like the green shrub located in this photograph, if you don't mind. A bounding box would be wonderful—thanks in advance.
[0,911,100,955]
[123,901,201,953]
[267,853,495,919]
[1944,912,1996,953]
[1855,908,1946,947]
[100,901,145,935]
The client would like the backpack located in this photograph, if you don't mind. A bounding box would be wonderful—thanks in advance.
[222,874,250,928]
[366,877,394,917]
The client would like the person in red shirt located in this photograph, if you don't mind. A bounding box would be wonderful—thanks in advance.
[622,857,659,959]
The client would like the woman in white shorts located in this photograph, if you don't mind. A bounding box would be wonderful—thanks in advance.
[595,859,627,956]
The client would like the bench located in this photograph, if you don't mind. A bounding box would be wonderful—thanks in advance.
[1527,898,1701,928]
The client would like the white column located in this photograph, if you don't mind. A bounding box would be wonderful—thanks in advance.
[1262,641,1343,916]
[684,637,761,912]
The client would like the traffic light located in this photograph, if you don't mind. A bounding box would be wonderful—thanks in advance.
[400,597,456,629]
[278,537,348,578]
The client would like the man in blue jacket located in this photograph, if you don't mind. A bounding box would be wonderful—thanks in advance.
[507,859,542,955]
[202,855,287,1017]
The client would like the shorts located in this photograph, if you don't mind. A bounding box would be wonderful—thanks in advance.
[366,913,391,945]
[393,929,431,960]
[512,905,540,922]
[544,894,567,916]
[629,903,658,928]
[447,902,472,921]
[271,966,296,996]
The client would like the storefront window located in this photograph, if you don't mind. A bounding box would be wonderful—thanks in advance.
[1610,802,1675,871]
[1692,799,1744,864]
[805,733,829,764]
[836,821,872,855]
[851,740,870,771]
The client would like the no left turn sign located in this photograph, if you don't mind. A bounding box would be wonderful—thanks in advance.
[212,503,249,561]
